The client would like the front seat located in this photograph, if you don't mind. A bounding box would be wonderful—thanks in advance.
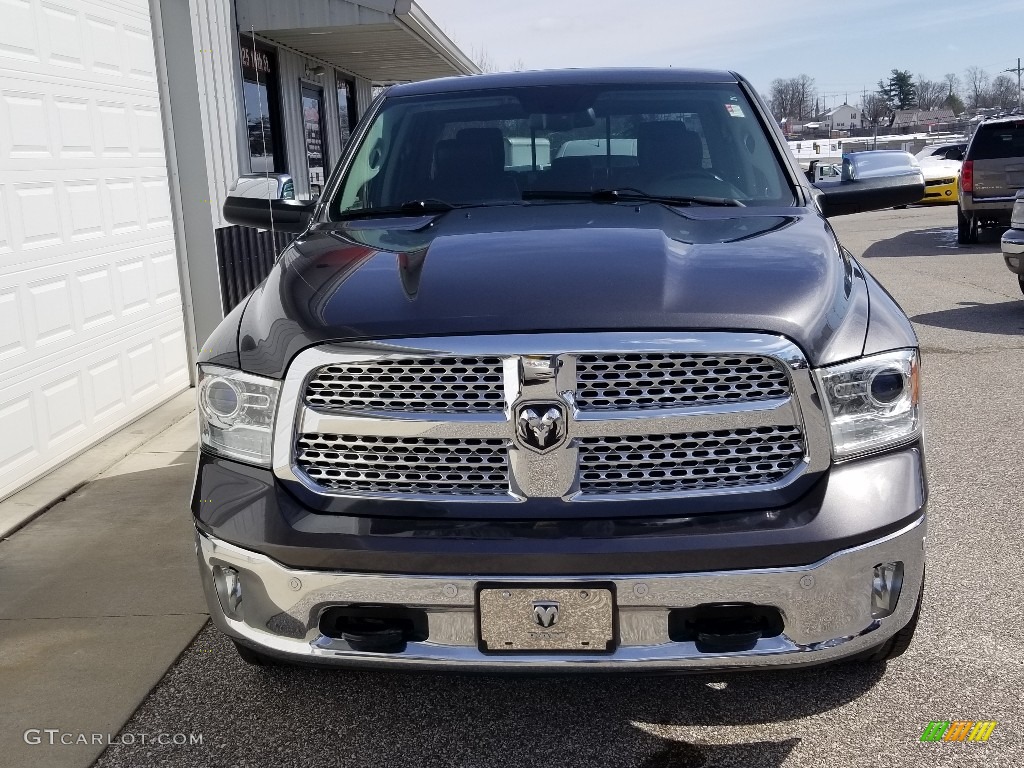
[622,122,705,191]
[432,127,519,202]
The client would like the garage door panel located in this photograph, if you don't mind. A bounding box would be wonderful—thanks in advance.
[0,288,25,358]
[0,0,38,64]
[0,0,187,500]
[0,316,188,499]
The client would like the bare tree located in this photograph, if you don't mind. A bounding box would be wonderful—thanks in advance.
[943,72,961,99]
[964,66,991,110]
[916,77,947,110]
[509,58,526,72]
[471,46,498,74]
[862,93,890,127]
[768,75,816,121]
[990,74,1018,108]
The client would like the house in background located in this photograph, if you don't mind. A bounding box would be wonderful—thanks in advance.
[892,109,957,132]
[0,0,477,503]
[821,104,861,134]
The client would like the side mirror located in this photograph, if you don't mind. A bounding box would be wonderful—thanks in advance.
[813,150,925,217]
[223,174,315,232]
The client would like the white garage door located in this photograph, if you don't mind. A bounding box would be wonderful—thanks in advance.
[0,0,188,500]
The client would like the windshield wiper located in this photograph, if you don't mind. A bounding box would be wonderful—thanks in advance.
[522,189,744,207]
[338,199,470,220]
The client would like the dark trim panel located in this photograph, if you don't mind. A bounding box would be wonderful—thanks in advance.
[193,444,926,575]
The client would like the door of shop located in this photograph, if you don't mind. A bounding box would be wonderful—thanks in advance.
[301,85,328,198]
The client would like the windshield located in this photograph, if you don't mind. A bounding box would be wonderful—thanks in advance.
[329,83,794,218]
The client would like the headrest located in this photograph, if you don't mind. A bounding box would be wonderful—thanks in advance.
[454,127,506,173]
[637,122,703,171]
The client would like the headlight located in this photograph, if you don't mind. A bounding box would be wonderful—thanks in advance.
[197,365,281,466]
[815,349,921,460]
[1011,196,1024,229]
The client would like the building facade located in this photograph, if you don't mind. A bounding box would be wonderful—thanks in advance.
[823,104,860,133]
[0,0,476,501]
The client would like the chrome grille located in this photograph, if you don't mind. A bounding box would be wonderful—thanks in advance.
[305,357,505,413]
[577,426,805,495]
[296,433,509,495]
[280,334,822,503]
[575,353,791,411]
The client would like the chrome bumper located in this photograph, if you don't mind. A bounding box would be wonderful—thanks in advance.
[196,517,925,671]
[1002,229,1024,262]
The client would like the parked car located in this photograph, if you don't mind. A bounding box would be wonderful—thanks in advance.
[915,143,966,205]
[197,69,926,673]
[915,142,966,163]
[1001,190,1024,294]
[958,117,1024,243]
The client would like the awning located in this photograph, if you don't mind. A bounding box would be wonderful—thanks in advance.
[236,0,480,83]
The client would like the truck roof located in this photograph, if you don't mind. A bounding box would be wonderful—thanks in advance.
[388,68,741,97]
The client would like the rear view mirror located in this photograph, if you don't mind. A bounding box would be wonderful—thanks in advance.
[814,151,925,217]
[229,173,295,200]
[223,174,315,232]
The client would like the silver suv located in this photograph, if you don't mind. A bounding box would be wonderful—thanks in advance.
[958,117,1024,244]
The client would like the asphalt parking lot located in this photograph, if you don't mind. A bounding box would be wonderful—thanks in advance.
[94,205,1022,768]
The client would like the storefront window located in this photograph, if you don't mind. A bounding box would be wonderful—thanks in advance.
[301,85,327,197]
[239,36,282,174]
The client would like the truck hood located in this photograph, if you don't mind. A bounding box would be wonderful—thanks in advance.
[237,203,868,377]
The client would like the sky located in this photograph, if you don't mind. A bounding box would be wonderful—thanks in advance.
[418,0,1024,109]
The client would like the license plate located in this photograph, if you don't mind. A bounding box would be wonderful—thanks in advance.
[478,585,615,652]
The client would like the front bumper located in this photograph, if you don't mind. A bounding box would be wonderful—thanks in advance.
[197,516,925,671]
[920,179,957,204]
[1002,228,1024,266]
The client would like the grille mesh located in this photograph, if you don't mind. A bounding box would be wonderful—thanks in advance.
[575,353,791,411]
[305,357,505,413]
[577,426,804,495]
[296,433,509,495]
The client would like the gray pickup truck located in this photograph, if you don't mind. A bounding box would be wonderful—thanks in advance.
[193,69,927,672]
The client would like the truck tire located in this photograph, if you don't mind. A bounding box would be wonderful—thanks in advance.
[849,574,924,664]
[957,206,977,244]
[232,640,280,666]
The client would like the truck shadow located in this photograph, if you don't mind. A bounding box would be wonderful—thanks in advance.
[858,225,1005,259]
[911,299,1024,336]
[95,624,885,768]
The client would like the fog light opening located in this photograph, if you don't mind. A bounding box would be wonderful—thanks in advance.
[871,562,904,619]
[214,566,243,619]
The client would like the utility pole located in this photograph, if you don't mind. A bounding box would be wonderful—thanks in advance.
[1005,58,1023,111]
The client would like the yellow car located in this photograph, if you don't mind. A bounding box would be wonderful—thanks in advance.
[920,164,959,204]
[916,142,966,205]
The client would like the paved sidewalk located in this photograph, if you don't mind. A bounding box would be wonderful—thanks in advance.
[0,394,209,768]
